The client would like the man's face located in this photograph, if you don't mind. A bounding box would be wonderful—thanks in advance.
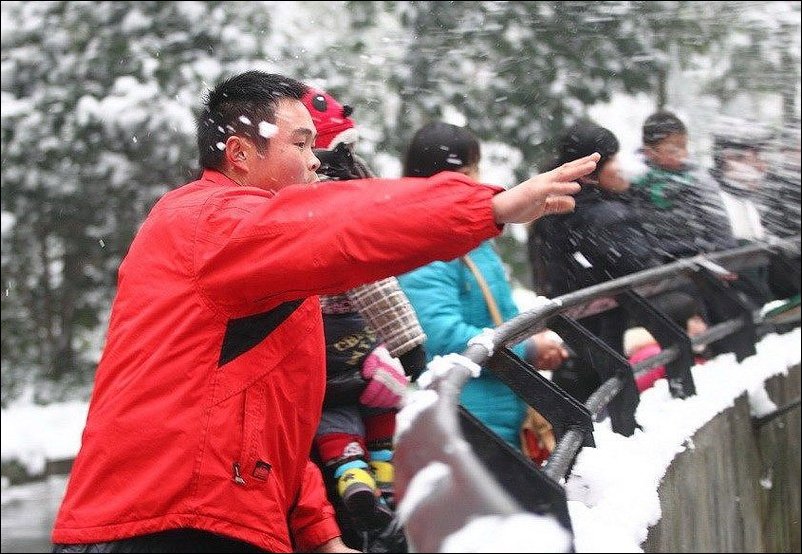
[248,98,321,191]
[721,147,766,191]
[645,132,688,171]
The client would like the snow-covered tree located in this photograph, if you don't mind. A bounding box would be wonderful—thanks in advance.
[0,1,312,403]
[1,1,799,404]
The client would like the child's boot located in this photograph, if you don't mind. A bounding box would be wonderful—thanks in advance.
[336,466,379,521]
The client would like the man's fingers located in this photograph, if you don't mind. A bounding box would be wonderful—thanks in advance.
[560,152,602,168]
[526,161,589,214]
[539,181,582,197]
[496,154,598,224]
[552,152,600,181]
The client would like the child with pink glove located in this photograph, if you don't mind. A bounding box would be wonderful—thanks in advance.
[304,87,423,532]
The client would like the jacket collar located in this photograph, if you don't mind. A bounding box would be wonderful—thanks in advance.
[200,168,240,187]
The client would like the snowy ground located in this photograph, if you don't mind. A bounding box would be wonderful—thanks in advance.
[1,324,799,552]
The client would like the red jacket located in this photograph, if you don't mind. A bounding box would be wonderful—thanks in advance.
[52,169,501,551]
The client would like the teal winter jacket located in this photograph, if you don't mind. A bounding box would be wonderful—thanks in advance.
[398,241,527,447]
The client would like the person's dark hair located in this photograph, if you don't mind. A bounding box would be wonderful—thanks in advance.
[402,121,481,178]
[197,71,308,170]
[642,111,687,146]
[549,119,619,175]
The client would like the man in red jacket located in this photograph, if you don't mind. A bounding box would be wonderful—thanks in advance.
[51,70,598,553]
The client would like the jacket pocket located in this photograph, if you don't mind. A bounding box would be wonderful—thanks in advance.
[232,377,272,489]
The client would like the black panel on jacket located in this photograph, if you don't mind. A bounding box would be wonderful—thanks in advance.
[218,300,304,366]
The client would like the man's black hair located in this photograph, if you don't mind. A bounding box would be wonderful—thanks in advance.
[642,111,687,146]
[402,121,481,178]
[196,71,308,170]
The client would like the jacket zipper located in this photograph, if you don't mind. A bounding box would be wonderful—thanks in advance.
[232,462,246,485]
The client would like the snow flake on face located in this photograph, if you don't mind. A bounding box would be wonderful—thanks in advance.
[258,121,277,139]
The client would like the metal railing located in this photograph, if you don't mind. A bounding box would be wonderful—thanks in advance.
[394,236,800,552]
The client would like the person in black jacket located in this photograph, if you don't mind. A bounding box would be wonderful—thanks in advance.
[528,119,660,401]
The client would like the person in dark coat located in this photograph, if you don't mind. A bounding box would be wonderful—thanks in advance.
[528,119,660,402]
[630,111,734,262]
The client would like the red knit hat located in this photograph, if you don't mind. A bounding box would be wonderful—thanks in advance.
[301,87,358,149]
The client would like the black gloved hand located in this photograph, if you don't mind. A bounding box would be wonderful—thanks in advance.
[315,142,361,181]
[398,344,427,382]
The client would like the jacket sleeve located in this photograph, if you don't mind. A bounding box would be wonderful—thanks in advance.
[193,173,502,318]
[346,277,427,357]
[289,460,342,552]
[693,178,738,252]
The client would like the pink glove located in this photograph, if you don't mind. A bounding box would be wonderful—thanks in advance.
[360,345,410,408]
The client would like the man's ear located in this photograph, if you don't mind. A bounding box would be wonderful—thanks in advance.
[224,136,250,172]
